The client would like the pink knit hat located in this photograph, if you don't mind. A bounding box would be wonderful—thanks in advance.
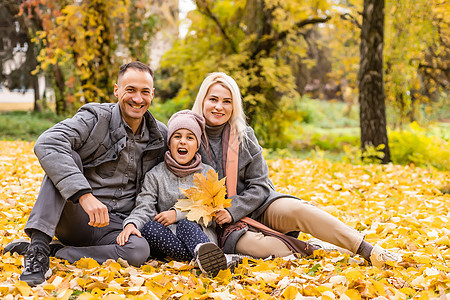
[167,110,206,147]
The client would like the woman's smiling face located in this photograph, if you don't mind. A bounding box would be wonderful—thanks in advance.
[202,83,233,126]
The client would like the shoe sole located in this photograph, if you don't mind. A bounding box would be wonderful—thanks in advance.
[20,268,52,287]
[196,243,227,277]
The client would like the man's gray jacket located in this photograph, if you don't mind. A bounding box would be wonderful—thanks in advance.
[34,103,167,210]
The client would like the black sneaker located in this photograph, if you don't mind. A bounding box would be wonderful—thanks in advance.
[19,247,52,286]
[194,243,227,277]
[2,238,30,256]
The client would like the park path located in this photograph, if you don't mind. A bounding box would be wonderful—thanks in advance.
[0,89,35,111]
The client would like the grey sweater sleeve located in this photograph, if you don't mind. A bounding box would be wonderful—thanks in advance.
[225,127,272,221]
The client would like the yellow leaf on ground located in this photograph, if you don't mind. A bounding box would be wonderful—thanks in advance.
[344,289,361,300]
[282,285,299,299]
[343,268,364,281]
[15,281,31,296]
[76,257,100,269]
[57,289,73,300]
[215,269,232,283]
[103,295,126,300]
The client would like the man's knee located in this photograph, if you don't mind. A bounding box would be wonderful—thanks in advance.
[119,235,150,267]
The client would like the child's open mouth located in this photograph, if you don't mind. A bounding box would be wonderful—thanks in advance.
[178,149,188,155]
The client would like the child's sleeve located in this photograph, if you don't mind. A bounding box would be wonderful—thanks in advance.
[123,170,159,230]
[172,208,188,222]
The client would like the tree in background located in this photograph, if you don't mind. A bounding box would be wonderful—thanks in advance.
[312,0,448,161]
[0,0,42,112]
[358,0,390,163]
[19,0,163,115]
[322,1,361,114]
[160,0,331,148]
[329,0,449,127]
[419,1,449,99]
[384,0,449,126]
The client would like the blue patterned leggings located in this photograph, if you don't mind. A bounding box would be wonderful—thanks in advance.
[141,218,210,262]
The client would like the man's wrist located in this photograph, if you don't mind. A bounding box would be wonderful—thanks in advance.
[70,189,93,203]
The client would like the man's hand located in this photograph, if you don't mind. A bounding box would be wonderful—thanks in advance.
[79,193,109,227]
[154,210,177,226]
[214,209,232,225]
[117,223,141,246]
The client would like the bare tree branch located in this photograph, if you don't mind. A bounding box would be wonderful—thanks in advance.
[419,66,449,90]
[250,16,331,60]
[195,0,238,53]
[418,63,449,73]
[340,12,361,29]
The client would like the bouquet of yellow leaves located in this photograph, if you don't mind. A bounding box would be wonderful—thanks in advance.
[175,169,232,227]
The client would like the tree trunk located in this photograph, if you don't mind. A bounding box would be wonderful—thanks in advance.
[30,44,41,112]
[53,65,67,116]
[359,0,391,163]
[33,75,41,112]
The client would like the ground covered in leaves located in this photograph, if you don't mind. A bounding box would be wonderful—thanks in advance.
[0,141,449,299]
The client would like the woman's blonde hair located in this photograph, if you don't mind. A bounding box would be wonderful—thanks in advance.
[192,72,248,142]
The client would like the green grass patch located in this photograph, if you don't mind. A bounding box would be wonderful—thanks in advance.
[0,110,64,141]
[1,99,448,171]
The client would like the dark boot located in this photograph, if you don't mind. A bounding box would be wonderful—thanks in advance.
[19,246,52,286]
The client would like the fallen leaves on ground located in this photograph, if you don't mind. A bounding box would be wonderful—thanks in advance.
[0,141,449,299]
[175,169,232,227]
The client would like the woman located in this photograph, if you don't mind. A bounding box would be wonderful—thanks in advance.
[192,72,401,267]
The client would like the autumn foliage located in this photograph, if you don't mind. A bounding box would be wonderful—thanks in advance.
[0,141,449,299]
[175,169,232,227]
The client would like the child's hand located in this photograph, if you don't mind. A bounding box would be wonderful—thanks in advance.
[214,209,232,225]
[117,223,141,246]
[154,210,177,226]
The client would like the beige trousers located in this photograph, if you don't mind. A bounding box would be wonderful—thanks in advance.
[235,197,364,258]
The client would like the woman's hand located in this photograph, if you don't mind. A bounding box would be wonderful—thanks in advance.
[154,210,177,226]
[214,209,232,225]
[117,223,141,246]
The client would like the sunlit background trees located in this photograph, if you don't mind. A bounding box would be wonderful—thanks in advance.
[1,0,448,165]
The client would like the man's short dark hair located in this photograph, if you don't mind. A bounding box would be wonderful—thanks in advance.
[118,61,154,81]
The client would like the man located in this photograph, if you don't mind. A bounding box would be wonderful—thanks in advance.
[4,61,167,286]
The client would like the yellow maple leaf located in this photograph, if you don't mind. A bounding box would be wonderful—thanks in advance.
[175,169,232,227]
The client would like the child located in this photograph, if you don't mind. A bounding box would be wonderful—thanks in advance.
[117,110,227,276]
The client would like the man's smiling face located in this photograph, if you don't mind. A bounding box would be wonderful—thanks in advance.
[114,68,154,131]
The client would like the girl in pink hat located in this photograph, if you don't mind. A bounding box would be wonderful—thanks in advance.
[117,110,228,276]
